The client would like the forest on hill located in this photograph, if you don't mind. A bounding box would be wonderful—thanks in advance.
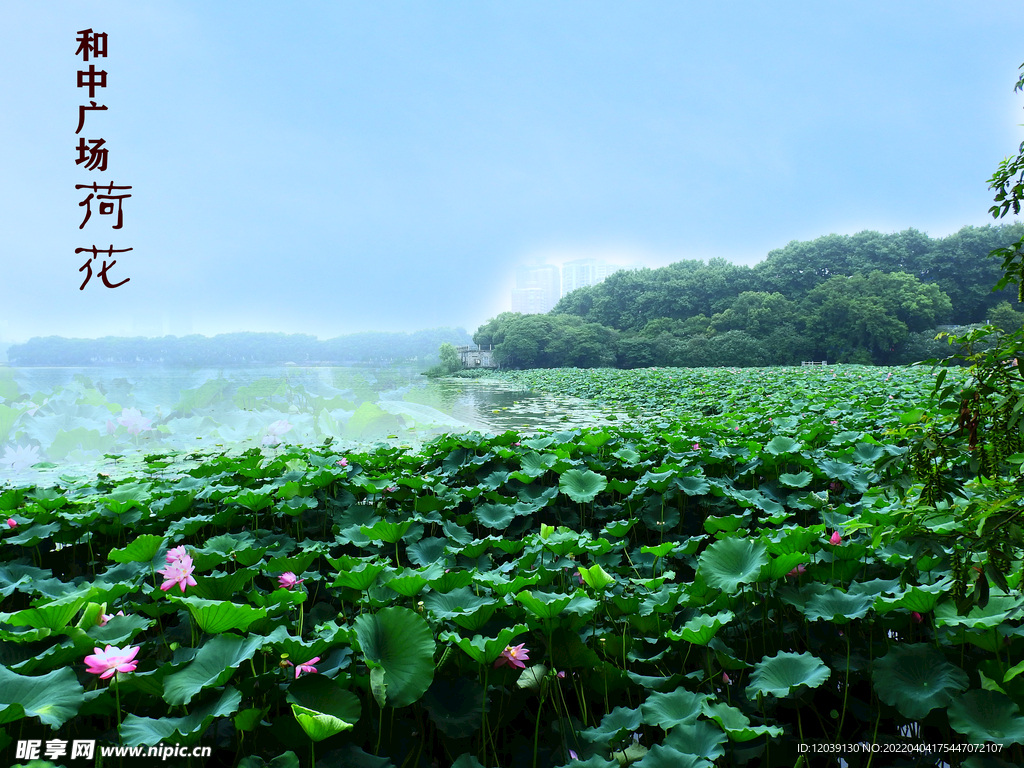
[5,327,472,366]
[474,224,1024,368]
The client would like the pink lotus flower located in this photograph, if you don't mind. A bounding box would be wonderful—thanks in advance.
[829,531,843,546]
[494,643,530,669]
[6,518,16,529]
[912,611,923,623]
[98,610,125,627]
[284,656,320,679]
[117,407,152,436]
[557,670,565,679]
[385,486,398,493]
[278,572,304,589]
[722,672,732,685]
[336,457,348,467]
[569,750,578,760]
[786,564,806,578]
[158,553,198,593]
[106,419,117,435]
[692,443,700,451]
[84,644,139,679]
[166,545,188,563]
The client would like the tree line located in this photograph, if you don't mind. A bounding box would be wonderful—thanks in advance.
[6,328,473,366]
[474,224,1024,369]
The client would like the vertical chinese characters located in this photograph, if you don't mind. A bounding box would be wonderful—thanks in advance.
[74,28,131,290]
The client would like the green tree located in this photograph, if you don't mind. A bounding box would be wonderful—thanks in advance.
[473,312,521,347]
[709,291,796,337]
[800,271,952,363]
[987,300,1024,332]
[438,342,462,373]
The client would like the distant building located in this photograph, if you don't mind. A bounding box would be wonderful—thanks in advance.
[511,264,561,314]
[561,258,623,296]
[457,345,496,368]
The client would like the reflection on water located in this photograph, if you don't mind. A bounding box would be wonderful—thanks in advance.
[0,365,629,487]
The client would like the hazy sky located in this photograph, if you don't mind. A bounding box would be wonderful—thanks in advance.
[3,2,1022,344]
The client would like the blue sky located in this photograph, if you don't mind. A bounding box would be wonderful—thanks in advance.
[2,1,1022,344]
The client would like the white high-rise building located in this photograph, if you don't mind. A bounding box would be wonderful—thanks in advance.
[561,258,623,296]
[511,264,561,314]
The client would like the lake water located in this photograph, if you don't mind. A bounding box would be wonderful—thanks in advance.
[0,364,628,487]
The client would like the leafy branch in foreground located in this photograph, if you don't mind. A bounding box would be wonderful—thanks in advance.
[902,61,1024,612]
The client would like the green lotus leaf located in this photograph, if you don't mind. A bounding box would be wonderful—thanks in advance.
[439,624,530,665]
[292,704,354,741]
[286,675,361,741]
[703,515,745,534]
[948,689,1024,746]
[803,588,874,623]
[701,700,784,742]
[766,526,819,555]
[580,705,643,746]
[164,633,267,706]
[443,519,474,545]
[178,596,266,634]
[385,573,428,597]
[0,665,84,728]
[765,436,801,455]
[548,626,602,671]
[360,519,414,543]
[640,688,707,729]
[4,595,87,631]
[602,519,637,537]
[631,744,710,768]
[881,581,948,614]
[934,590,1024,629]
[232,490,274,512]
[109,534,166,563]
[517,663,548,693]
[579,564,615,591]
[354,606,435,708]
[422,587,493,619]
[667,610,734,646]
[87,612,152,646]
[611,447,641,464]
[871,644,968,720]
[407,537,448,568]
[121,686,241,747]
[8,522,61,546]
[473,502,515,529]
[238,751,300,768]
[422,677,488,739]
[451,604,498,631]
[515,590,574,619]
[746,651,830,700]
[852,442,885,463]
[765,552,806,580]
[331,562,386,591]
[451,755,488,768]
[428,569,473,593]
[663,719,727,761]
[675,476,710,495]
[520,452,557,476]
[698,538,768,593]
[778,471,813,488]
[559,469,608,503]
[190,570,257,601]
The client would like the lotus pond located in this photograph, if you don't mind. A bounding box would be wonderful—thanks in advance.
[2,364,1023,768]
